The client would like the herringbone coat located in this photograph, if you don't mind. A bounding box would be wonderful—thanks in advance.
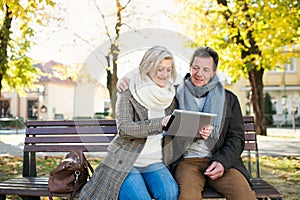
[79,90,178,200]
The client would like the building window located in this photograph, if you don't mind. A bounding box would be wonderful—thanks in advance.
[28,100,39,120]
[284,58,296,72]
[268,58,296,73]
[0,100,11,117]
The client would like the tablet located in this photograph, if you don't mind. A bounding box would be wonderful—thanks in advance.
[163,109,217,138]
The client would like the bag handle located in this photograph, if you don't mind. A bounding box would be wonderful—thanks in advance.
[49,191,53,200]
[82,152,94,174]
[72,149,94,174]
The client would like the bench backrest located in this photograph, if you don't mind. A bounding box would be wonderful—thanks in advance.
[243,116,260,179]
[23,119,117,177]
[23,117,260,178]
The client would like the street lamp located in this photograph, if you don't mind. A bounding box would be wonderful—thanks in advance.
[283,65,287,125]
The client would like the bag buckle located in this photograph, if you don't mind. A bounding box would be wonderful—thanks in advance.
[75,171,81,183]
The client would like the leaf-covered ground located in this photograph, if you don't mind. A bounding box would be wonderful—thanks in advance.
[259,156,300,200]
[0,156,299,200]
[0,156,102,200]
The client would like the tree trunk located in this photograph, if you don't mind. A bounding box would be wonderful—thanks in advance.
[0,4,12,97]
[106,0,123,118]
[0,75,3,97]
[248,67,267,135]
[110,42,119,118]
[106,36,119,119]
[106,47,118,118]
[105,42,118,118]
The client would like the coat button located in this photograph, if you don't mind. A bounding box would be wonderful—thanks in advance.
[118,160,123,164]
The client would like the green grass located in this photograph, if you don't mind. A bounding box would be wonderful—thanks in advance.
[1,155,299,199]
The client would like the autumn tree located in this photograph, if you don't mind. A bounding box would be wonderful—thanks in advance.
[93,0,131,118]
[0,0,55,96]
[176,0,300,135]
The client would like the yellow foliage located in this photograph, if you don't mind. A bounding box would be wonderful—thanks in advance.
[175,0,300,81]
[0,0,55,95]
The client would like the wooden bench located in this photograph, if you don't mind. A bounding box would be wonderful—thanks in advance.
[0,119,117,200]
[0,117,282,199]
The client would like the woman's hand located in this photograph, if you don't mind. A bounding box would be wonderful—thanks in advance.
[199,125,213,139]
[117,77,130,92]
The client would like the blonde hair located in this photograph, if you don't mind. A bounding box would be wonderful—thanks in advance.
[139,46,176,83]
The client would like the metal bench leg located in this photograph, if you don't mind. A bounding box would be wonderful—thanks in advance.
[0,194,6,200]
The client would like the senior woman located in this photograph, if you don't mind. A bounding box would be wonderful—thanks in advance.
[80,46,178,200]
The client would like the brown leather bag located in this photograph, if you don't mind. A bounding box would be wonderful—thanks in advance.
[48,150,94,200]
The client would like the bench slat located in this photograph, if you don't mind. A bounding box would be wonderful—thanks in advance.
[244,143,257,151]
[243,116,255,123]
[0,178,77,197]
[1,178,47,184]
[26,119,116,127]
[244,133,256,141]
[24,145,109,152]
[26,126,117,135]
[244,123,255,132]
[25,135,115,144]
[0,177,281,199]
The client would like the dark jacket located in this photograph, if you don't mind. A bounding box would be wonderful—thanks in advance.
[171,89,250,182]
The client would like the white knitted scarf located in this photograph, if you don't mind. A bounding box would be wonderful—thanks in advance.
[129,72,175,118]
[129,72,175,167]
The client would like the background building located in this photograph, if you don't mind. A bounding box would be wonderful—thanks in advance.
[0,61,110,122]
[227,57,300,127]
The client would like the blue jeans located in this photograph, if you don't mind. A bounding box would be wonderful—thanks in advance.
[119,162,178,200]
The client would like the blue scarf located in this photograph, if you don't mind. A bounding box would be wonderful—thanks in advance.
[176,74,226,139]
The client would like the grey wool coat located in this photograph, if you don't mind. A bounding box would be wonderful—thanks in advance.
[79,90,178,200]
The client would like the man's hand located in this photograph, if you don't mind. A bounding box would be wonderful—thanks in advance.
[199,125,213,139]
[204,161,224,180]
[117,77,130,92]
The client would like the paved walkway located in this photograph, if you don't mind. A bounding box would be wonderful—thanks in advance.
[0,133,24,157]
[0,128,299,157]
[257,128,300,156]
[257,136,300,156]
